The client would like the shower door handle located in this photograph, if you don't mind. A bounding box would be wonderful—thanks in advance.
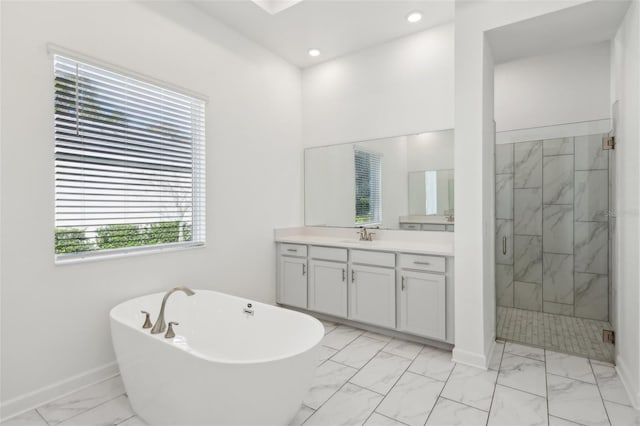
[502,237,507,255]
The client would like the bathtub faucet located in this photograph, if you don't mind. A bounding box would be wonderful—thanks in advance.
[150,286,195,334]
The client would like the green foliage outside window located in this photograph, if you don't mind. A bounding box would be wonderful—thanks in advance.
[55,222,192,255]
[55,228,92,254]
[142,221,180,245]
[96,224,142,249]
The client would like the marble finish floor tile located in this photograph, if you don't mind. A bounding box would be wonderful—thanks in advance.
[350,351,412,395]
[408,346,455,381]
[116,416,147,426]
[362,331,394,343]
[497,307,614,363]
[505,342,546,362]
[56,395,134,426]
[498,353,547,397]
[603,401,640,426]
[0,410,47,426]
[546,351,596,384]
[489,341,505,371]
[37,376,126,424]
[549,416,583,426]
[304,360,358,409]
[547,374,609,426]
[364,413,407,426]
[305,383,383,426]
[591,361,632,406]
[331,336,387,369]
[376,372,443,426]
[321,325,363,350]
[382,339,423,360]
[488,384,548,426]
[425,397,488,426]
[441,364,498,411]
[288,405,315,426]
[12,321,634,426]
[320,320,338,335]
[317,345,339,365]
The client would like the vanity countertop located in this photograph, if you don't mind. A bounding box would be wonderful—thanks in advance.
[398,215,454,225]
[275,228,454,257]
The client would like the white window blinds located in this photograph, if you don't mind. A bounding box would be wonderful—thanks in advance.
[54,55,205,259]
[354,149,382,225]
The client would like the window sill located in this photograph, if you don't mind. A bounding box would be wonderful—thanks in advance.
[55,242,206,266]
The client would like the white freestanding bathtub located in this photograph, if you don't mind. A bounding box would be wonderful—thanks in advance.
[110,289,324,426]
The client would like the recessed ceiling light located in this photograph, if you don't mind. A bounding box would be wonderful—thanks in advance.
[407,12,422,23]
[308,48,321,57]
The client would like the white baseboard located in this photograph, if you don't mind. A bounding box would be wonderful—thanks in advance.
[0,362,119,422]
[496,118,611,145]
[452,346,489,370]
[615,355,640,409]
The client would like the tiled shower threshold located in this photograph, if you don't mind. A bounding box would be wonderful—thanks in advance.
[497,306,615,363]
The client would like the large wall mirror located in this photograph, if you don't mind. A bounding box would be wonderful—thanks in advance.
[305,129,454,230]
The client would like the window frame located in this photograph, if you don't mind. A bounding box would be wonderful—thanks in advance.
[51,47,206,263]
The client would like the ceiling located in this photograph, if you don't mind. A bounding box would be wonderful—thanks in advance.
[191,0,455,68]
[487,0,631,64]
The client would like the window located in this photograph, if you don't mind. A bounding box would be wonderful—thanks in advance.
[354,149,382,225]
[54,55,205,260]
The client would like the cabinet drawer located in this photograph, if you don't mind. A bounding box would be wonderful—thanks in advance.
[350,250,395,268]
[398,253,445,273]
[279,243,307,257]
[309,245,348,262]
[400,223,421,230]
[422,224,446,231]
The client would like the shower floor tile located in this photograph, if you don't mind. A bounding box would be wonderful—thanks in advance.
[497,306,615,362]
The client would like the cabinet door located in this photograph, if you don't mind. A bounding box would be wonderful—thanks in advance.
[349,265,396,328]
[398,270,446,340]
[308,260,347,317]
[277,256,307,308]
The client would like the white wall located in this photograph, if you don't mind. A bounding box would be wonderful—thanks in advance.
[302,23,454,147]
[611,0,640,408]
[0,0,302,415]
[406,130,454,172]
[495,41,611,132]
[453,0,592,368]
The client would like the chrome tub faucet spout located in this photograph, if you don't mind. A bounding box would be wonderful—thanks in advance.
[150,286,195,334]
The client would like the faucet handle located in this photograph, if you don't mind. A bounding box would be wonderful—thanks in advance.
[367,232,375,241]
[140,311,152,329]
[165,321,179,339]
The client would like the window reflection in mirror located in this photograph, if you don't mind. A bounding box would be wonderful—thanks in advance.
[304,129,453,230]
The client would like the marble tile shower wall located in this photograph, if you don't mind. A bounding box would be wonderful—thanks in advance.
[495,135,609,321]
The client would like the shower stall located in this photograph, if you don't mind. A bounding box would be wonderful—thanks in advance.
[495,133,615,362]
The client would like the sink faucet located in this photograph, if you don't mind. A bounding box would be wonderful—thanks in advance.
[358,226,376,241]
[150,286,195,334]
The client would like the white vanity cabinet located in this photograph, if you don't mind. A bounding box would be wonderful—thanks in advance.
[275,237,454,344]
[276,244,308,308]
[348,250,396,328]
[308,246,348,317]
[397,254,446,340]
